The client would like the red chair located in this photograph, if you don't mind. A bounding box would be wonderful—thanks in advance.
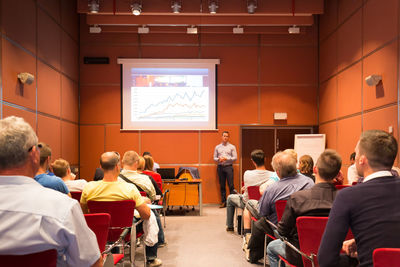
[373,248,400,267]
[70,191,82,202]
[247,186,261,200]
[0,250,57,267]
[87,200,145,266]
[140,191,147,197]
[296,216,329,267]
[335,185,350,190]
[275,199,287,222]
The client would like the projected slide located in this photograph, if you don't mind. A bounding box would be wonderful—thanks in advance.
[132,87,209,121]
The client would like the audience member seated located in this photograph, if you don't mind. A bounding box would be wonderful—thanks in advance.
[52,158,87,192]
[81,152,162,267]
[226,149,277,233]
[143,155,163,191]
[318,130,400,267]
[0,116,101,267]
[93,167,104,181]
[34,142,70,196]
[347,152,361,185]
[298,154,315,182]
[244,151,314,263]
[267,149,342,267]
[138,156,162,197]
[119,151,157,201]
[143,151,160,172]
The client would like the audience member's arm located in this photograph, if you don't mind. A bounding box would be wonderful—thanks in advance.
[258,191,272,217]
[80,190,89,214]
[67,192,72,198]
[91,257,103,267]
[318,192,351,266]
[136,202,151,220]
[342,239,358,258]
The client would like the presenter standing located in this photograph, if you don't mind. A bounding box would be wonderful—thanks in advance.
[214,131,237,208]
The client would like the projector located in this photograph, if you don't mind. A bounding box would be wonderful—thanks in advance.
[89,26,101,33]
[138,27,149,34]
[288,26,300,34]
[233,27,244,34]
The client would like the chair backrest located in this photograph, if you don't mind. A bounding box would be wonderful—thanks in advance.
[0,249,57,267]
[139,191,147,197]
[335,185,350,190]
[162,189,170,210]
[351,181,358,185]
[275,199,287,222]
[84,213,111,252]
[87,200,136,242]
[70,191,82,202]
[373,248,400,267]
[296,216,329,267]
[247,186,261,200]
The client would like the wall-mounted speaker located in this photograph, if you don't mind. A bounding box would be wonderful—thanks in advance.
[83,57,110,64]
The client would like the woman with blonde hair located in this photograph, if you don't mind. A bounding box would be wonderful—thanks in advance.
[298,154,315,182]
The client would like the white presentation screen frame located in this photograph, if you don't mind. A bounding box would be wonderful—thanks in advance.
[294,134,326,165]
[118,58,220,131]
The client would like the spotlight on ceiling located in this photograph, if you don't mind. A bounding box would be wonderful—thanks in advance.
[288,25,300,34]
[171,1,181,13]
[187,26,198,34]
[233,26,244,34]
[209,1,218,14]
[88,0,99,13]
[131,2,142,16]
[247,0,257,14]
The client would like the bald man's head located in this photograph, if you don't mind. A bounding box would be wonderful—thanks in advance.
[100,152,120,171]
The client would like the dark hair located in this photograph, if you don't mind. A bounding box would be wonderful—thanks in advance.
[299,155,314,177]
[222,131,229,136]
[93,168,104,181]
[350,152,356,161]
[144,155,154,171]
[143,151,151,157]
[251,149,265,167]
[359,130,398,170]
[38,142,52,166]
[316,149,342,181]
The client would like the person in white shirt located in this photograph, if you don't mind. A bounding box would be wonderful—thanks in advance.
[0,116,102,267]
[226,149,277,232]
[52,158,87,192]
[347,152,361,184]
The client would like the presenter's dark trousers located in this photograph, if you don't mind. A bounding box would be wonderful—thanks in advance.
[217,164,234,203]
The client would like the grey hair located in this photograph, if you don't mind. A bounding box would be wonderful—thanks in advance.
[0,116,38,170]
[271,151,298,178]
[122,150,139,166]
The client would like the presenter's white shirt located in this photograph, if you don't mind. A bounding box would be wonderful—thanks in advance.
[0,175,100,267]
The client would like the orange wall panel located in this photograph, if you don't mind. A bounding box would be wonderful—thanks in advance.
[1,0,36,54]
[260,86,318,125]
[37,114,61,161]
[3,106,36,132]
[217,86,258,124]
[202,34,258,45]
[319,0,338,40]
[319,33,338,82]
[38,8,61,70]
[201,46,258,84]
[260,46,317,84]
[319,121,337,150]
[363,41,398,110]
[338,0,363,24]
[61,76,79,122]
[61,0,79,41]
[80,85,121,124]
[363,0,399,55]
[61,121,79,165]
[319,78,337,123]
[37,0,61,23]
[363,106,398,139]
[337,62,362,118]
[337,9,362,71]
[2,39,36,110]
[200,165,222,204]
[37,61,61,117]
[80,125,105,180]
[141,132,199,164]
[337,116,361,166]
[141,34,199,45]
[141,46,199,59]
[61,31,79,81]
[105,125,140,156]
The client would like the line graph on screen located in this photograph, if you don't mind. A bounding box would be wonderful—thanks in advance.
[131,87,209,121]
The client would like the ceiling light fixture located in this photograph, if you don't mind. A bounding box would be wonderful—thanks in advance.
[131,2,142,16]
[187,26,198,34]
[288,25,300,34]
[171,1,181,13]
[247,0,257,14]
[208,1,218,14]
[88,0,99,13]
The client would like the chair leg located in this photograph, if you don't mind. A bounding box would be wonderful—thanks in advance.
[264,234,267,267]
[130,226,136,264]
